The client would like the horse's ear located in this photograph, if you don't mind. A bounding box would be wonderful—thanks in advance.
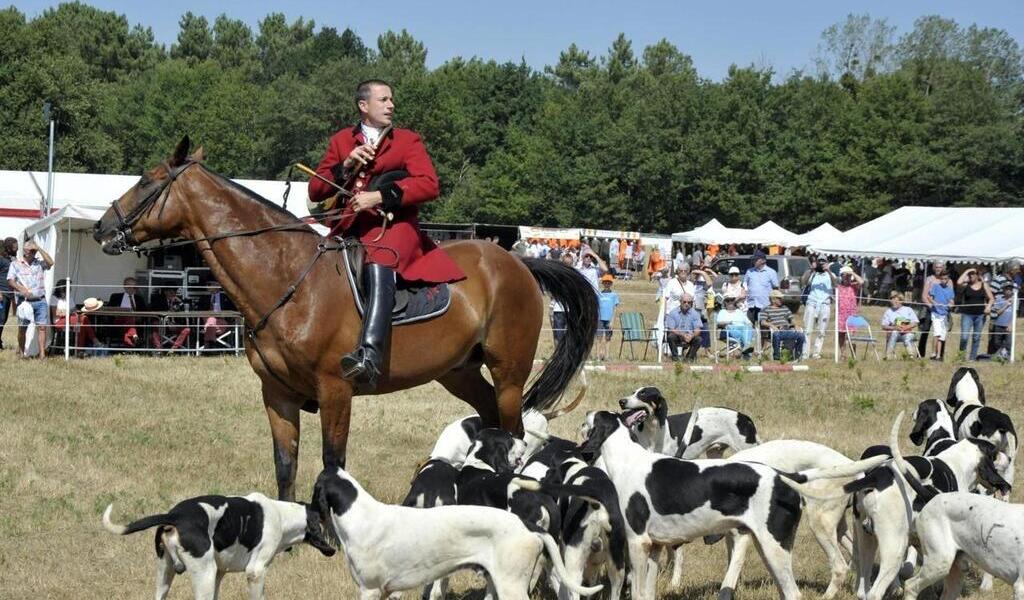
[189,146,205,162]
[171,136,191,167]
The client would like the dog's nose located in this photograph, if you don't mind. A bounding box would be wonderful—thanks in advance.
[618,398,628,409]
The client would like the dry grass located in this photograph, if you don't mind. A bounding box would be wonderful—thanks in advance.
[0,278,1019,599]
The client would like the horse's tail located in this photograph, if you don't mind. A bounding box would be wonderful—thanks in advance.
[521,258,598,412]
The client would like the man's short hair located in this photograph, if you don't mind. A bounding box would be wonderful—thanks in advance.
[124,277,136,285]
[355,79,392,109]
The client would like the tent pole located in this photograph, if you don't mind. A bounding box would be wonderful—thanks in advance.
[1012,289,1018,364]
[64,217,71,361]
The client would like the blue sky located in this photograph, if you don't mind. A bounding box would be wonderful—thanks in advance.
[13,1,1024,79]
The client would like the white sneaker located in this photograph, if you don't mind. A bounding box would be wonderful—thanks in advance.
[811,353,822,360]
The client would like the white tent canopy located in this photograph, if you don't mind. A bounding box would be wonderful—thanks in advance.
[673,218,800,246]
[749,220,799,246]
[811,207,1024,264]
[671,219,728,243]
[794,223,842,247]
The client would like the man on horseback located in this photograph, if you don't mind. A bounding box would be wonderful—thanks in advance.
[308,79,465,390]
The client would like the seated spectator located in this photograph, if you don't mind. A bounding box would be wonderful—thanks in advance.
[990,283,1015,359]
[664,293,703,362]
[715,294,755,352]
[595,274,620,361]
[198,281,236,349]
[49,281,105,356]
[721,266,748,311]
[108,276,148,347]
[149,287,192,352]
[881,292,919,359]
[760,290,805,361]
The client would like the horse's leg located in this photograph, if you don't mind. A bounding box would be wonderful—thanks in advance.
[263,386,301,501]
[318,378,354,469]
[437,367,500,428]
[486,354,531,438]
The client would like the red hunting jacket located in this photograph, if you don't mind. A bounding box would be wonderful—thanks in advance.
[308,125,465,284]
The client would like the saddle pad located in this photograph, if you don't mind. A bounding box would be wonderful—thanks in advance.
[342,245,451,325]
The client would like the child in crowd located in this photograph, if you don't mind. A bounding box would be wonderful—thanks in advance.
[927,271,956,360]
[595,274,620,361]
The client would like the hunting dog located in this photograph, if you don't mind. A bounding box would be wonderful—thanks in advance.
[791,410,1010,600]
[520,432,628,600]
[314,466,603,600]
[903,492,1024,600]
[618,386,760,459]
[102,494,335,600]
[579,410,888,600]
[716,440,858,600]
[429,409,550,466]
[946,367,1017,491]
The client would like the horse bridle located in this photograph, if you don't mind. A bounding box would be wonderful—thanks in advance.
[107,159,197,254]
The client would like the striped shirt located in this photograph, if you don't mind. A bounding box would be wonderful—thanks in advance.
[759,305,794,329]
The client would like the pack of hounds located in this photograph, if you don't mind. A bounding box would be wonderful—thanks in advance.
[101,366,1020,600]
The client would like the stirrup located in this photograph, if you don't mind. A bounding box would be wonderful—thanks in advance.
[340,348,381,391]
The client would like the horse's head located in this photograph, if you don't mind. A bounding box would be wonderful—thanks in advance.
[93,136,204,255]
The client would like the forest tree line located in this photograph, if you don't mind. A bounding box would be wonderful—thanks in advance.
[1,4,1022,232]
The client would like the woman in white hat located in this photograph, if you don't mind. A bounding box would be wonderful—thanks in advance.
[836,265,864,359]
[721,266,748,311]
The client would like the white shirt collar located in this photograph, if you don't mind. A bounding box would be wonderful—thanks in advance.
[360,123,382,147]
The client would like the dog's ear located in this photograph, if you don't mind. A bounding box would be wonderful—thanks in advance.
[653,389,669,423]
[579,411,620,462]
[303,504,337,557]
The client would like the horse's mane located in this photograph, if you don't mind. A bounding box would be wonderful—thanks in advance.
[198,164,302,223]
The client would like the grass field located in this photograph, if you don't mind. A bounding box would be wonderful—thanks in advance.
[1,278,1020,599]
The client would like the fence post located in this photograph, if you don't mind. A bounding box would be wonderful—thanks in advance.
[1012,288,1018,364]
[834,286,840,363]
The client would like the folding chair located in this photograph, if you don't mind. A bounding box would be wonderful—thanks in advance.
[845,315,881,360]
[618,312,654,360]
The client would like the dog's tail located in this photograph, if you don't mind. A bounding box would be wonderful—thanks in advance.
[537,531,604,596]
[511,477,604,510]
[781,454,889,484]
[777,477,850,502]
[102,504,177,536]
[542,369,589,420]
[889,411,937,505]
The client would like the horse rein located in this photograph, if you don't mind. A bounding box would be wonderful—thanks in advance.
[103,161,398,397]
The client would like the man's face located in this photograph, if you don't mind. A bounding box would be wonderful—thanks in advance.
[358,84,394,127]
[124,279,136,293]
[934,263,946,276]
[771,296,782,306]
[755,257,766,268]
[677,268,689,281]
[582,255,592,267]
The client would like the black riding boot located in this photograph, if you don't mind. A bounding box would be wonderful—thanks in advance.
[341,263,395,392]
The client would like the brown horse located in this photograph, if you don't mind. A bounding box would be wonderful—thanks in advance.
[93,137,598,501]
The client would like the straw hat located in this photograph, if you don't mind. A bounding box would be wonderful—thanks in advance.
[81,297,104,312]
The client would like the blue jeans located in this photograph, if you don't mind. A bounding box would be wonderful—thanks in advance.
[959,313,986,359]
[772,329,805,360]
[551,311,567,343]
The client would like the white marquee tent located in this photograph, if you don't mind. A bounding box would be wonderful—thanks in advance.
[810,206,1024,264]
[672,219,800,246]
[1,170,323,303]
[793,223,843,247]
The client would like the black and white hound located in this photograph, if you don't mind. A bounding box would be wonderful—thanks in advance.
[904,491,1024,600]
[947,367,1018,591]
[579,410,888,600]
[909,398,958,457]
[946,367,1017,490]
[429,410,550,466]
[314,466,604,599]
[618,387,759,459]
[717,440,859,600]
[793,410,1011,600]
[520,433,628,600]
[102,493,335,600]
